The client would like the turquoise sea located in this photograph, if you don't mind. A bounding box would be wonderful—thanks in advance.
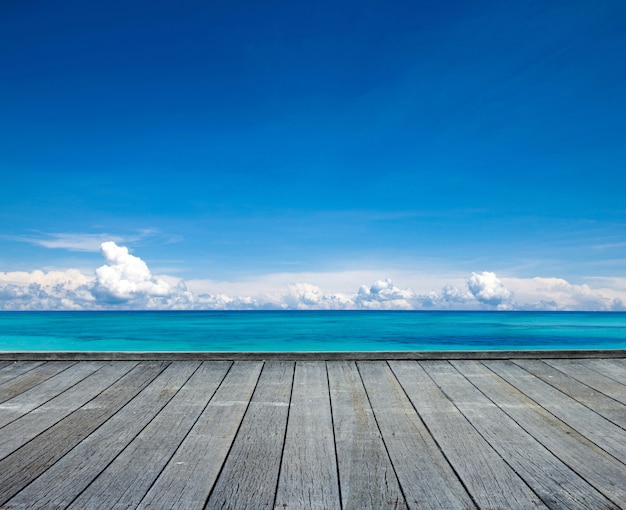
[1,311,625,352]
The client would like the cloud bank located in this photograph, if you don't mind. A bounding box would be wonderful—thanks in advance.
[1,242,624,311]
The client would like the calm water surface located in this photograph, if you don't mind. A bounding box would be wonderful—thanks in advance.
[1,311,625,352]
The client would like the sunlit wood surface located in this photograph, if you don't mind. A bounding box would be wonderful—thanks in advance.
[0,357,624,509]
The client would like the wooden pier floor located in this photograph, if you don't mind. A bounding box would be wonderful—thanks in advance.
[0,357,624,509]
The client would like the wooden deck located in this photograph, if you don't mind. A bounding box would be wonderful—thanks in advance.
[0,356,624,509]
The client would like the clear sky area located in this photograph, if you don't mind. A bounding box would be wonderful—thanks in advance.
[1,0,625,310]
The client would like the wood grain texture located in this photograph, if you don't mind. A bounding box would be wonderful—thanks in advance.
[67,361,230,510]
[0,360,139,460]
[453,359,626,509]
[513,359,626,428]
[274,361,341,510]
[390,360,547,509]
[206,361,294,510]
[545,358,626,405]
[0,361,104,428]
[0,361,166,506]
[486,359,626,464]
[0,361,44,385]
[327,361,405,510]
[137,361,263,510]
[0,361,76,404]
[358,361,476,510]
[5,361,203,510]
[425,360,617,510]
[0,358,623,510]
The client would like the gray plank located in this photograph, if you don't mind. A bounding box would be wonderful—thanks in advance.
[0,361,44,385]
[0,361,168,506]
[275,361,341,510]
[390,360,547,509]
[327,361,405,510]
[0,361,105,428]
[5,361,203,510]
[426,360,617,510]
[206,361,294,510]
[453,360,626,509]
[137,361,263,510]
[0,361,76,403]
[0,361,139,460]
[598,358,626,381]
[514,359,626,428]
[67,361,230,510]
[544,359,626,406]
[486,360,626,464]
[578,358,626,386]
[357,361,475,510]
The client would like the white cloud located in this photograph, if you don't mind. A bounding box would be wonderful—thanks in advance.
[355,279,417,310]
[7,229,163,252]
[91,242,192,308]
[467,271,514,309]
[0,269,94,310]
[503,276,625,311]
[1,241,626,311]
[283,283,354,310]
[9,233,126,252]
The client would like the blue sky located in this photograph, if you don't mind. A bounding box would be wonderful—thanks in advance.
[1,0,625,310]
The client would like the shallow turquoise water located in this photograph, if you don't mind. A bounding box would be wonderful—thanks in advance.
[1,311,625,352]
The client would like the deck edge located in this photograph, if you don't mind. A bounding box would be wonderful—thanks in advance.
[1,350,625,361]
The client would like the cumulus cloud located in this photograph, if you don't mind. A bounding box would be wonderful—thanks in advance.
[1,241,626,310]
[91,242,181,305]
[283,283,354,310]
[355,279,418,309]
[503,276,626,311]
[467,271,514,309]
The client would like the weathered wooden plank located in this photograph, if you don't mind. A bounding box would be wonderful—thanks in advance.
[453,360,626,508]
[0,360,139,460]
[326,361,405,510]
[0,361,167,506]
[0,361,105,428]
[4,361,203,510]
[578,358,626,386]
[0,361,77,404]
[137,361,263,510]
[514,359,626,428]
[357,361,475,509]
[426,360,617,510]
[599,358,626,380]
[274,361,341,510]
[390,360,547,509]
[486,360,626,464]
[206,361,294,510]
[0,361,44,385]
[544,358,626,406]
[66,361,231,510]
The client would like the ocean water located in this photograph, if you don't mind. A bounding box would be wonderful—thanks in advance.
[1,311,625,352]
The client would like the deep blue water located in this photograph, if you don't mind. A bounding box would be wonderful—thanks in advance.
[1,311,625,352]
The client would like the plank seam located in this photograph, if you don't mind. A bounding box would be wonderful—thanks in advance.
[511,359,626,433]
[58,361,174,509]
[202,360,267,509]
[271,360,296,510]
[475,360,626,509]
[391,361,480,510]
[442,360,550,506]
[0,362,103,430]
[325,361,344,510]
[0,361,78,405]
[537,359,626,429]
[135,361,228,509]
[354,361,410,508]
